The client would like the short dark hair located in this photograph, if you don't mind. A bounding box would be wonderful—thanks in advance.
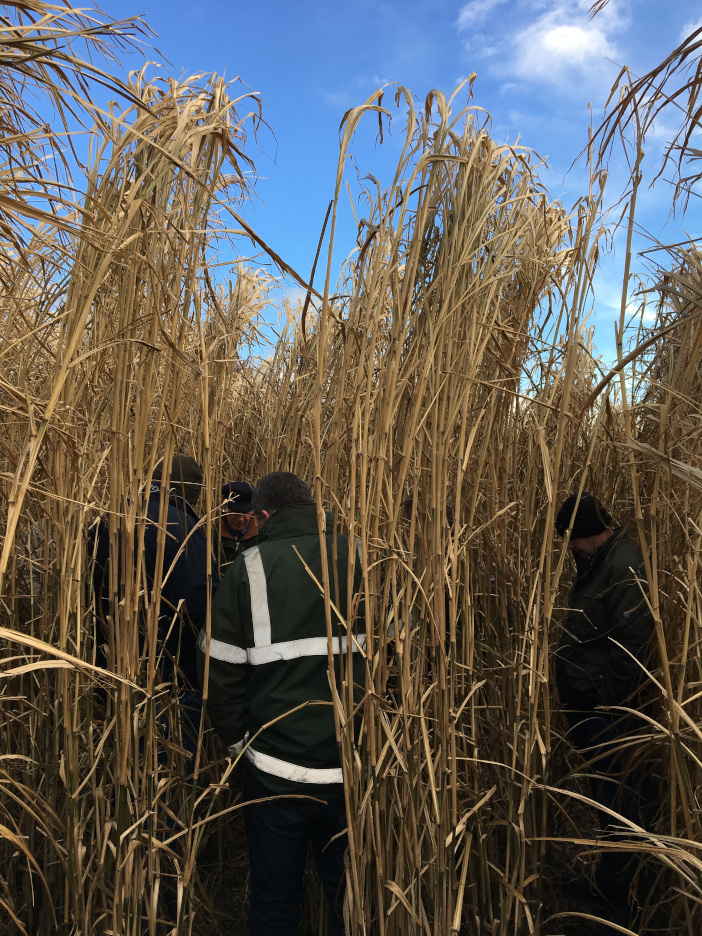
[252,472,314,515]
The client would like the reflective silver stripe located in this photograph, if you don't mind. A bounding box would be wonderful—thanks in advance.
[244,546,271,648]
[228,738,246,758]
[356,536,362,568]
[248,633,366,666]
[197,628,248,664]
[245,747,343,784]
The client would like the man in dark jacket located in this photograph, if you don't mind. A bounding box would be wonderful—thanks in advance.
[218,480,259,574]
[555,492,654,930]
[93,454,220,765]
[197,471,365,936]
[93,453,219,929]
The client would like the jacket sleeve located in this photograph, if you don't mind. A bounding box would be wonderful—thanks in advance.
[163,509,220,633]
[196,562,249,752]
[603,557,654,702]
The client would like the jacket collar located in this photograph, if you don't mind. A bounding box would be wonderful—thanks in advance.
[574,526,626,580]
[258,503,328,541]
[595,526,626,561]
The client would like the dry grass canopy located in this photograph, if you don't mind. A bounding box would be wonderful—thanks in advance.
[0,70,274,933]
[246,89,574,935]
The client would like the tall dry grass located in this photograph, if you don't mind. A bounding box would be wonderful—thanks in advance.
[1,6,701,936]
[231,79,702,935]
[0,7,275,929]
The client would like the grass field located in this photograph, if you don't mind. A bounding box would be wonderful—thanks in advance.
[1,3,701,934]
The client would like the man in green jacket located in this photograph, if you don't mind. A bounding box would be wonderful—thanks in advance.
[555,492,654,931]
[197,472,364,936]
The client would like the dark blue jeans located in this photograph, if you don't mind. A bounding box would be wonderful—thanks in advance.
[243,770,348,936]
[155,688,203,780]
[175,689,203,780]
[566,710,648,824]
[565,709,651,924]
[155,690,203,923]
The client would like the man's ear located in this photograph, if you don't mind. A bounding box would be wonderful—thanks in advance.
[261,509,272,521]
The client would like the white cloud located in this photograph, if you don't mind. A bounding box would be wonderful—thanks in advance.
[641,304,657,325]
[280,285,307,308]
[457,2,631,92]
[645,113,678,147]
[506,1,628,92]
[465,31,500,56]
[457,0,509,30]
[514,21,617,78]
[681,19,702,41]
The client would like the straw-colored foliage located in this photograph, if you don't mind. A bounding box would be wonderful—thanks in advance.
[1,3,701,935]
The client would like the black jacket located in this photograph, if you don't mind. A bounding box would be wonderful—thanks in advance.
[556,529,654,709]
[93,484,219,688]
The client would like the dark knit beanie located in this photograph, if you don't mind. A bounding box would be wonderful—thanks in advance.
[221,481,254,514]
[153,454,203,507]
[555,492,613,538]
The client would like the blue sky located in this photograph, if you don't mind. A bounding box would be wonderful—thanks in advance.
[96,0,702,360]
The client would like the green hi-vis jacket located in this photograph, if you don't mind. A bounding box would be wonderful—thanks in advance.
[197,503,365,798]
[556,529,655,710]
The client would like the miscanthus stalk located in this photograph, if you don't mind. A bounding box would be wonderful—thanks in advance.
[2,14,702,936]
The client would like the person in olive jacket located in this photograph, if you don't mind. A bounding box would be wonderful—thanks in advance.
[556,493,653,712]
[197,472,365,936]
[218,480,259,574]
[555,492,654,930]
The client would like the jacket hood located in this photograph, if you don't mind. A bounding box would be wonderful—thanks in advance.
[258,502,330,541]
[148,482,201,522]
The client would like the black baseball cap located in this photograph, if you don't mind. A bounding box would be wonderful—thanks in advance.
[221,481,254,514]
